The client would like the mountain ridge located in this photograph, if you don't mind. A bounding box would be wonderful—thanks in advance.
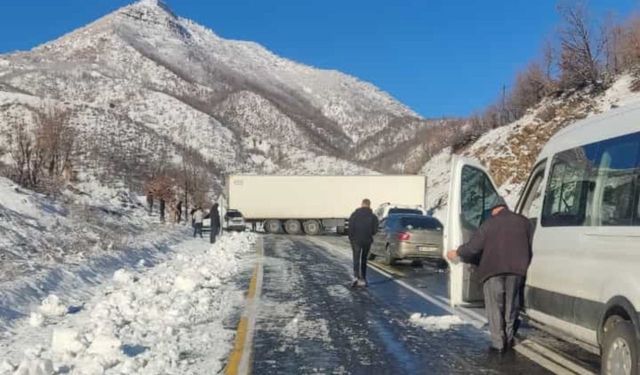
[0,0,450,195]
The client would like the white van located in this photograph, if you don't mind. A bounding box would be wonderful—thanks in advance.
[444,104,640,373]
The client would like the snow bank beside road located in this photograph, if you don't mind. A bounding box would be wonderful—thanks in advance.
[4,232,256,375]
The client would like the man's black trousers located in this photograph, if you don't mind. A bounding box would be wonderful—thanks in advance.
[351,241,371,280]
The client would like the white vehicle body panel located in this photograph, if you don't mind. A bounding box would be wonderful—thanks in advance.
[444,156,501,307]
[446,101,640,349]
[226,175,427,220]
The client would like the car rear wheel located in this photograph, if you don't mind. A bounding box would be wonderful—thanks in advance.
[284,219,302,235]
[303,220,321,235]
[264,220,282,234]
[384,244,395,266]
[367,252,376,261]
[602,317,638,375]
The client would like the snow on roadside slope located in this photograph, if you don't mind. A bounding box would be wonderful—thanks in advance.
[0,175,194,335]
[3,232,256,375]
[421,74,640,219]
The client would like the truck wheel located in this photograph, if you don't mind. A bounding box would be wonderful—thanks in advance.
[264,220,282,234]
[602,317,638,375]
[336,226,346,235]
[284,220,302,235]
[303,220,321,235]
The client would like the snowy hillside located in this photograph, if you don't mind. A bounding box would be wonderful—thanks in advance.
[0,175,187,316]
[421,74,640,219]
[0,0,444,189]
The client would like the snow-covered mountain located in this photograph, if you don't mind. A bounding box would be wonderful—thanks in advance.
[0,0,441,190]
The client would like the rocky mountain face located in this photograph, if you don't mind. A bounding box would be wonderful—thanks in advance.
[0,0,445,192]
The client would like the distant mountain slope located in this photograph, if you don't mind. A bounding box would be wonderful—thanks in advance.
[0,0,446,191]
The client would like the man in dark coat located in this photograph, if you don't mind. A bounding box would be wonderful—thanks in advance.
[348,198,379,287]
[209,203,221,244]
[446,197,532,353]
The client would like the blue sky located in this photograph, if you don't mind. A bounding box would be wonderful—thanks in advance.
[0,0,637,118]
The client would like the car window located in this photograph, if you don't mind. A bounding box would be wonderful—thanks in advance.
[388,208,422,216]
[593,133,640,226]
[461,165,499,230]
[542,143,599,227]
[400,217,443,230]
[520,161,546,221]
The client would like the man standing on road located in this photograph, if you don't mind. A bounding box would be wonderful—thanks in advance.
[446,197,532,353]
[348,198,379,288]
[193,207,204,238]
[209,203,221,244]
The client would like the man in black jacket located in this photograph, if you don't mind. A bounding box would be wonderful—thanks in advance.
[348,199,379,287]
[446,197,532,353]
[209,203,221,244]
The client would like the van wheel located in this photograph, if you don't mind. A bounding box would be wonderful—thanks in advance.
[602,318,638,375]
[284,220,302,235]
[264,220,282,234]
[367,252,376,261]
[384,245,395,266]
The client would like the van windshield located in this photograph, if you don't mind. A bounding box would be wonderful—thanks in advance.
[226,211,242,218]
[389,208,422,216]
[400,217,442,230]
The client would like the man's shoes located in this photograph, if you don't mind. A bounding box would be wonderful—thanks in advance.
[350,279,359,288]
[488,346,504,354]
[357,279,368,287]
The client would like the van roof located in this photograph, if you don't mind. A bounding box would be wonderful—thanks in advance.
[538,101,640,161]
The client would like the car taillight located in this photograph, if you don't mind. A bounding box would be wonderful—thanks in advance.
[397,232,411,241]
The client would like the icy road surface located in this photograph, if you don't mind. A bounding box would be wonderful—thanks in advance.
[251,235,553,374]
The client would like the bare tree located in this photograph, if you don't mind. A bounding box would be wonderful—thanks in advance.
[557,1,604,89]
[7,120,38,187]
[34,106,74,181]
[509,62,551,118]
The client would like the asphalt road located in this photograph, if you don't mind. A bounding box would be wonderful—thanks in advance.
[249,235,577,374]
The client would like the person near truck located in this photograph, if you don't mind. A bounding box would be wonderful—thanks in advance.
[446,197,532,353]
[193,207,204,238]
[209,203,221,244]
[348,198,379,288]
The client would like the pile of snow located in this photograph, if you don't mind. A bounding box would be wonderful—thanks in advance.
[6,232,256,375]
[38,295,67,318]
[409,313,465,332]
[0,175,190,335]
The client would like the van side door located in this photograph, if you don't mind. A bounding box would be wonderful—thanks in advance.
[444,155,501,307]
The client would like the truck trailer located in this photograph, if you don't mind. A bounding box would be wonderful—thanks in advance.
[224,175,427,235]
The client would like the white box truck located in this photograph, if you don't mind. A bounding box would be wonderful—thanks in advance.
[224,175,427,235]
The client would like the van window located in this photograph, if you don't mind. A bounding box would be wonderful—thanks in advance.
[461,166,499,230]
[520,161,546,221]
[542,145,599,227]
[593,133,640,226]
